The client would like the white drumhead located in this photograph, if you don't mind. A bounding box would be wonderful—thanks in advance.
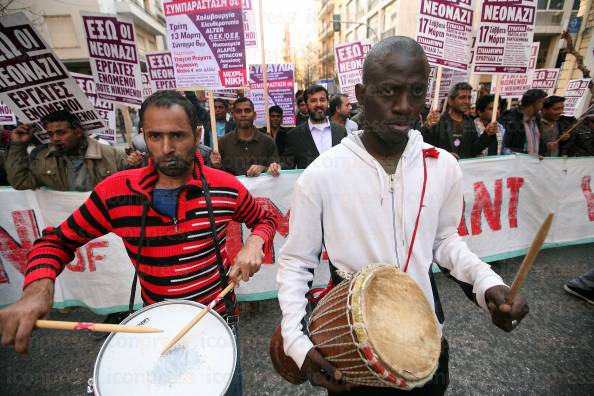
[94,301,236,396]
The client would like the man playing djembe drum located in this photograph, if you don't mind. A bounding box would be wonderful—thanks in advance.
[0,91,277,396]
[277,37,529,395]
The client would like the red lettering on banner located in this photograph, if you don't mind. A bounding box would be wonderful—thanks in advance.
[507,177,524,228]
[0,210,41,284]
[470,180,502,235]
[458,200,469,236]
[226,198,290,265]
[581,176,594,222]
[66,240,109,272]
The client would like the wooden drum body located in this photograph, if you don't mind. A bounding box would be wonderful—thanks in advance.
[308,263,441,389]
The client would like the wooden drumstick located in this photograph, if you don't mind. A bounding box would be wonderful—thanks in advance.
[506,213,554,304]
[161,281,236,355]
[35,320,162,334]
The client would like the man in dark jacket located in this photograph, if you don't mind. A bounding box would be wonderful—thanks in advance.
[539,96,575,157]
[283,85,347,169]
[500,89,547,155]
[259,105,290,155]
[564,114,594,157]
[422,82,495,159]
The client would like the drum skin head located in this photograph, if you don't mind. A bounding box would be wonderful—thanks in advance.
[360,265,441,382]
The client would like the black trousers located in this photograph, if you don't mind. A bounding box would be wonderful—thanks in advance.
[328,338,449,396]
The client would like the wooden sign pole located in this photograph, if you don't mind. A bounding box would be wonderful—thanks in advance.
[259,0,271,134]
[491,75,502,124]
[431,66,443,112]
[208,90,219,152]
[119,106,134,150]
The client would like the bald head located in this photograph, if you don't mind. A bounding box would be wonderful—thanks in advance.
[362,36,429,84]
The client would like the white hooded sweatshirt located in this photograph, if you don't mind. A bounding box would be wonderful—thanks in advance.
[277,130,506,369]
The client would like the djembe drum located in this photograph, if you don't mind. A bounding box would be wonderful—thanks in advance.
[271,263,441,390]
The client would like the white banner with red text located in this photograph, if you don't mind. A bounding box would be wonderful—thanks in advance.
[0,155,593,312]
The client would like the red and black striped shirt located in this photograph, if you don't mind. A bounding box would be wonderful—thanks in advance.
[23,155,277,317]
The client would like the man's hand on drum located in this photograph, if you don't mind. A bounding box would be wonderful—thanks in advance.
[229,235,265,283]
[0,279,54,354]
[485,285,529,332]
[303,348,350,392]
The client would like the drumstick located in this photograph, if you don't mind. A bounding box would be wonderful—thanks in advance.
[161,281,236,355]
[506,213,554,304]
[35,320,162,333]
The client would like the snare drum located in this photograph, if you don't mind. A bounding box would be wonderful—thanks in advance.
[93,300,237,396]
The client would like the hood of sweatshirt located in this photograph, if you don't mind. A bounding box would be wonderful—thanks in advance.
[341,129,424,204]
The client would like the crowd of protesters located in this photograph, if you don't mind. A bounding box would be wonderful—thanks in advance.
[1,83,592,193]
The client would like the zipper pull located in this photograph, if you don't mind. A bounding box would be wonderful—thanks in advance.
[389,174,395,193]
[173,217,179,232]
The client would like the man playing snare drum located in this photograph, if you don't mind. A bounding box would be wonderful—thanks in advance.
[0,90,277,396]
[277,37,529,395]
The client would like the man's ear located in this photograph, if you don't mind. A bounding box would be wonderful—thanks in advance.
[355,83,365,105]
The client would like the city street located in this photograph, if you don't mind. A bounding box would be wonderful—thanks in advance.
[1,243,593,396]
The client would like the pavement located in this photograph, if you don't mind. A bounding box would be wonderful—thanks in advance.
[1,243,593,395]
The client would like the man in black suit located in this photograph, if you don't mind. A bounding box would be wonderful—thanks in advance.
[283,85,347,169]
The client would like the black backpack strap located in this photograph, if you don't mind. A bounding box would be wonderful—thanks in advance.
[201,173,238,327]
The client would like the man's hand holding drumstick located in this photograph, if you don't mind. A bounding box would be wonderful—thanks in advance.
[484,213,553,332]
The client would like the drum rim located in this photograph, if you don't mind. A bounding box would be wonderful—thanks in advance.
[92,300,237,396]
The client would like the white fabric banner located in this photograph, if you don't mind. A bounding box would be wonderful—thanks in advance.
[1,155,593,312]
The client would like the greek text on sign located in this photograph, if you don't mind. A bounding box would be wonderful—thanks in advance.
[531,68,559,96]
[417,0,475,71]
[564,78,591,117]
[473,0,536,74]
[82,12,143,107]
[334,40,371,103]
[163,0,247,89]
[145,51,177,91]
[248,64,296,126]
[0,13,105,142]
[71,73,117,143]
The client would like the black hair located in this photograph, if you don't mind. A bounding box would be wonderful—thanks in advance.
[233,96,254,110]
[295,90,303,99]
[328,94,347,116]
[297,96,305,105]
[303,85,328,103]
[139,90,198,133]
[213,98,228,107]
[448,82,473,99]
[543,95,565,109]
[41,110,81,130]
[269,105,283,115]
[475,94,495,113]
[521,89,547,107]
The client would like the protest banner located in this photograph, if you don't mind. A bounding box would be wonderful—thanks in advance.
[81,13,143,107]
[491,42,539,98]
[145,51,177,91]
[213,89,239,101]
[531,68,559,95]
[249,64,296,127]
[564,78,592,117]
[141,72,153,100]
[334,40,372,103]
[416,0,475,72]
[472,0,536,74]
[243,0,258,48]
[1,155,593,310]
[163,0,247,90]
[71,73,116,143]
[0,13,106,143]
[0,101,16,125]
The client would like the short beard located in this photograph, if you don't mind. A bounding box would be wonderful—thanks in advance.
[309,111,325,122]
